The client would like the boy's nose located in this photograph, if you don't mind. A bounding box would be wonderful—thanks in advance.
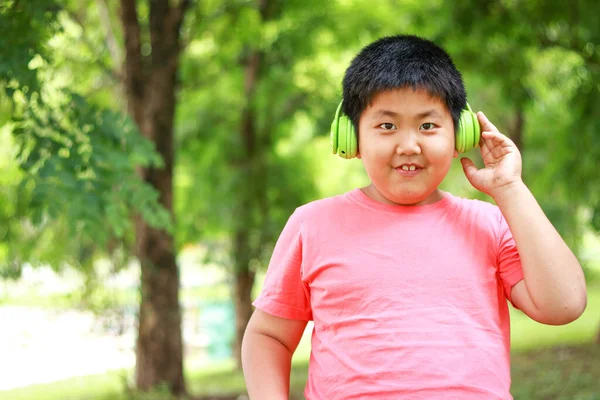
[395,132,422,156]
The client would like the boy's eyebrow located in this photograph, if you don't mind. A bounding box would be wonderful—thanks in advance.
[371,109,399,119]
[416,109,443,119]
[371,109,443,120]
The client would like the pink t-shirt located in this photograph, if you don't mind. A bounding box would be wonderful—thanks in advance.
[253,188,524,399]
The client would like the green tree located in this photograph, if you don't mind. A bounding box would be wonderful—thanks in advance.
[1,0,194,394]
[444,0,600,245]
[117,0,194,393]
[176,0,332,367]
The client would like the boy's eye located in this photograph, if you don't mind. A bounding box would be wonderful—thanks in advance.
[379,123,396,130]
[420,122,436,131]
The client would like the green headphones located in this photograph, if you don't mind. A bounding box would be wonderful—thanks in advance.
[330,101,481,158]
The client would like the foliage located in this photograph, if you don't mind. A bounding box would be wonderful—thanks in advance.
[176,0,337,265]
[0,0,62,98]
[14,91,169,237]
[438,0,600,253]
[0,1,170,275]
[3,0,595,270]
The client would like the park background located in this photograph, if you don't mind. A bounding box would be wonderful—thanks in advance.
[0,0,599,399]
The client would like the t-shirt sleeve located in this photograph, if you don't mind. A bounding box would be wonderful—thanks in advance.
[252,210,312,321]
[497,212,524,305]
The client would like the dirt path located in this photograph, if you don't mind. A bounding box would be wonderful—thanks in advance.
[0,306,135,391]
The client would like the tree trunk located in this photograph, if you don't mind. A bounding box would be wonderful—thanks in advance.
[507,106,525,184]
[119,0,191,394]
[135,221,184,393]
[509,107,525,152]
[231,0,277,369]
[233,224,256,369]
[232,46,262,368]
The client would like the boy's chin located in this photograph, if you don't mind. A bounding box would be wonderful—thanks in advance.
[385,189,442,206]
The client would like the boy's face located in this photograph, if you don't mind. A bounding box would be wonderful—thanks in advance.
[357,87,457,206]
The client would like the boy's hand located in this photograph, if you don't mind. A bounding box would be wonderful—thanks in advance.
[460,112,523,199]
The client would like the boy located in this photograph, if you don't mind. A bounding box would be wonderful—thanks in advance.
[241,35,587,399]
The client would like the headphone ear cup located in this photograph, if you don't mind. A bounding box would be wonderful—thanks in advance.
[456,103,480,153]
[331,101,357,159]
[330,117,339,155]
[338,115,357,159]
[346,116,357,158]
[330,102,342,155]
[456,111,468,153]
[470,110,481,150]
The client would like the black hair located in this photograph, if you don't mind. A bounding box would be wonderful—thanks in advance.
[342,34,467,134]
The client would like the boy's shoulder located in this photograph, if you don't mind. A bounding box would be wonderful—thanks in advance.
[448,192,506,225]
[454,192,499,208]
[294,190,353,219]
[451,193,497,209]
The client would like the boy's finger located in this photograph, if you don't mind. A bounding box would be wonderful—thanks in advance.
[460,157,479,181]
[480,132,494,155]
[482,130,516,147]
[477,111,500,133]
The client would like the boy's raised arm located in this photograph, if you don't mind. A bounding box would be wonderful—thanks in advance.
[242,309,308,399]
[460,112,587,325]
[493,180,587,324]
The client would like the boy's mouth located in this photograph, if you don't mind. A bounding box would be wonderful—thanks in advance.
[395,163,423,176]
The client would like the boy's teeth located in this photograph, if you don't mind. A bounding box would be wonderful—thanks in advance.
[401,165,416,171]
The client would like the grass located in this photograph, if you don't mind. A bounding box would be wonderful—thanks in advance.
[2,281,599,400]
[7,344,597,400]
[510,343,600,400]
[184,339,598,398]
[0,372,126,400]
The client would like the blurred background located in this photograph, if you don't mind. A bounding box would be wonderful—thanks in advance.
[0,0,599,399]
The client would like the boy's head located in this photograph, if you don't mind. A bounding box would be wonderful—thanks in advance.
[341,35,469,206]
[342,35,466,134]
